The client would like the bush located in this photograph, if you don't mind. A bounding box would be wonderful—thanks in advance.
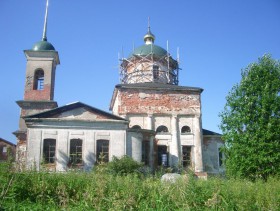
[106,155,143,176]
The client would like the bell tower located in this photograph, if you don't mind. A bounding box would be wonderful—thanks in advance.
[14,0,60,164]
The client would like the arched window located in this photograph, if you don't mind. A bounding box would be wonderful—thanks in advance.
[181,126,191,133]
[43,139,56,163]
[96,139,109,163]
[34,69,44,90]
[156,125,169,133]
[69,139,83,165]
[131,125,141,129]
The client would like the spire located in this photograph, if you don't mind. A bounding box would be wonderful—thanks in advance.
[42,0,49,41]
[144,17,155,44]
[148,16,151,34]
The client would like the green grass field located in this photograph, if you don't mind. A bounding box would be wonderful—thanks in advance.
[1,166,279,210]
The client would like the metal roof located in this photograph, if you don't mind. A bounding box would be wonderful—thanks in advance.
[129,44,167,58]
[0,138,16,147]
[115,82,203,93]
[202,129,221,136]
[32,40,55,51]
[24,101,126,121]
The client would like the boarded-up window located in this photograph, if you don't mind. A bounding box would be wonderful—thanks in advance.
[43,139,56,163]
[182,146,192,167]
[69,139,83,165]
[97,139,109,163]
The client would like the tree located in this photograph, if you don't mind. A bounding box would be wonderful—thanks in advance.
[220,55,280,180]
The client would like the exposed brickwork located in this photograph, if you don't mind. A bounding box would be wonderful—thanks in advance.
[24,84,53,101]
[96,113,113,120]
[117,89,200,115]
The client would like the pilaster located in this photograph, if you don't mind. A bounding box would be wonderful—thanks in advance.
[194,115,204,172]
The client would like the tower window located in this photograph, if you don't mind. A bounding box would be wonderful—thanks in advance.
[43,139,56,164]
[96,139,109,163]
[34,69,44,90]
[69,139,83,165]
[181,126,191,133]
[153,65,159,80]
[156,125,169,133]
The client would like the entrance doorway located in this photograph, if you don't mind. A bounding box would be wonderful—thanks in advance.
[157,145,168,166]
[182,146,192,167]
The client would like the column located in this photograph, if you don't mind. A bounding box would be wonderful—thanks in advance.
[146,113,153,130]
[170,115,179,166]
[194,115,204,172]
[149,135,154,170]
[146,114,154,169]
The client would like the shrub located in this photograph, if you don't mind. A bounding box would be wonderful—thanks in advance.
[106,155,143,175]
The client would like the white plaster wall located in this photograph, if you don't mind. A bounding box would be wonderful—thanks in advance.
[26,125,128,171]
[130,132,143,162]
[178,116,194,133]
[54,130,68,171]
[180,134,194,146]
[84,130,95,171]
[26,129,42,170]
[156,134,171,145]
[109,131,126,159]
[26,59,54,86]
[154,116,171,132]
[128,116,145,128]
[203,137,224,174]
[112,92,120,115]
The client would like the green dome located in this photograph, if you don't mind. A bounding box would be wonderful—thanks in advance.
[32,40,55,51]
[129,44,167,58]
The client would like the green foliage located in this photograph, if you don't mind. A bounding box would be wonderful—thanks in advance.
[105,155,144,176]
[220,54,280,180]
[0,167,279,210]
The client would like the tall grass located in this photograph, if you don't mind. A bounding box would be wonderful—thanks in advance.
[1,162,279,210]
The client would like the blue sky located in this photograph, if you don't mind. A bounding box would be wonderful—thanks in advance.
[1,0,280,144]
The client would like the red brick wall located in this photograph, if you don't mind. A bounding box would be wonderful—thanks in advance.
[24,84,53,101]
[117,89,200,115]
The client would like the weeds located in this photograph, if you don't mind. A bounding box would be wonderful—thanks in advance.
[0,160,279,210]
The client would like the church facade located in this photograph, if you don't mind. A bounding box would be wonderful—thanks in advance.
[14,4,224,175]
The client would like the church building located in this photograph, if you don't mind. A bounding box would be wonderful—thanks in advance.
[14,1,224,175]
